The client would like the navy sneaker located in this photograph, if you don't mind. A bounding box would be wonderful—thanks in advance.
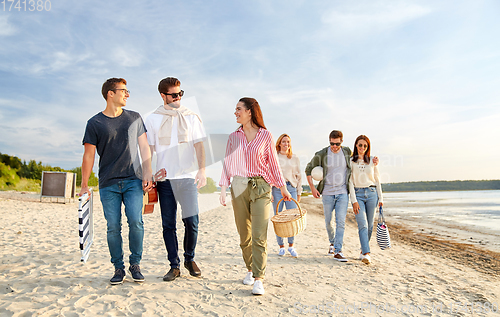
[110,268,126,285]
[129,265,145,283]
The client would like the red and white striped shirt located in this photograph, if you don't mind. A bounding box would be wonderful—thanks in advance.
[219,127,286,188]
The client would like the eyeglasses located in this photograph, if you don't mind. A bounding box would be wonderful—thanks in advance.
[357,144,368,149]
[330,142,341,146]
[162,90,184,99]
[112,89,130,94]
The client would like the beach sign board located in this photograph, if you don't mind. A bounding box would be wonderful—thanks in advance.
[78,189,94,263]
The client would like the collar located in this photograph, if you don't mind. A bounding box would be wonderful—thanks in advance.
[236,126,262,134]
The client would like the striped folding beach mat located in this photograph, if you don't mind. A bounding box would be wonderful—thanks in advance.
[78,189,94,263]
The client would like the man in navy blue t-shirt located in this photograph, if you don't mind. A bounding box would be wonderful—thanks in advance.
[80,78,153,285]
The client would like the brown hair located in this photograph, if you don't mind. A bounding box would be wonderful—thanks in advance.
[239,97,266,129]
[101,78,127,100]
[158,77,181,94]
[329,130,343,140]
[352,135,371,164]
[275,134,293,159]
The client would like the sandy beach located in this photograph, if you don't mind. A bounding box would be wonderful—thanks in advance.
[1,191,499,316]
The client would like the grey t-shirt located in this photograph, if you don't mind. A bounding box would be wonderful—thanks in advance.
[322,147,348,195]
[82,109,146,189]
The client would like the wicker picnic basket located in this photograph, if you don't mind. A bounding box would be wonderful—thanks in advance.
[271,198,307,238]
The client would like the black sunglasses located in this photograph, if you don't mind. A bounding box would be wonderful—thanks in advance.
[162,90,184,99]
[330,142,341,146]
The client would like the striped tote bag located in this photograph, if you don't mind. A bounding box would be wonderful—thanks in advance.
[376,206,391,250]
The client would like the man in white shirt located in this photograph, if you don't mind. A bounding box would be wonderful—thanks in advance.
[145,77,206,281]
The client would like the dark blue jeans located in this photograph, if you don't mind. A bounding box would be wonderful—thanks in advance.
[99,178,144,269]
[156,179,199,269]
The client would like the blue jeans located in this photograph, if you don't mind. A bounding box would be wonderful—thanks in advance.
[156,179,199,269]
[354,187,379,254]
[322,193,348,253]
[271,183,298,246]
[99,178,144,270]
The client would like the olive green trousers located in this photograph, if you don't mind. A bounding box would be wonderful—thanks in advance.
[231,176,272,278]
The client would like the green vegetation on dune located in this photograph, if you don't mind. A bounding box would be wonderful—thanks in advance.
[0,161,20,189]
[198,177,217,194]
[0,152,98,191]
[1,152,217,194]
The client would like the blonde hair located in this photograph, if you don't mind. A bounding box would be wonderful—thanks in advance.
[275,133,293,159]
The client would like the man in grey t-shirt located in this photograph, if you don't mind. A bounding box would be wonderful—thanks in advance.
[305,130,352,261]
[80,78,153,285]
[306,130,379,262]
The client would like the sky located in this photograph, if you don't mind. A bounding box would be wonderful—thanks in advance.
[1,0,500,184]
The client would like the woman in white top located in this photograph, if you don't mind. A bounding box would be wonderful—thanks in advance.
[348,135,383,265]
[271,134,302,257]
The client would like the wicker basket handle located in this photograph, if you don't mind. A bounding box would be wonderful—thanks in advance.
[276,197,304,217]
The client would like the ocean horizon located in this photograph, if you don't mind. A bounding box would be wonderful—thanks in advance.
[384,190,500,235]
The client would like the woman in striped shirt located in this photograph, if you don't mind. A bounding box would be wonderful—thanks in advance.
[219,97,291,296]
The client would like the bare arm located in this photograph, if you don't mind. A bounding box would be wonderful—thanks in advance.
[149,144,155,159]
[80,143,96,196]
[374,164,383,207]
[194,141,206,189]
[138,133,153,191]
[219,185,227,206]
[295,156,302,201]
[306,175,320,198]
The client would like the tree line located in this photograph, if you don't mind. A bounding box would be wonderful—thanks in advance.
[381,180,500,192]
[300,180,500,193]
[0,152,98,189]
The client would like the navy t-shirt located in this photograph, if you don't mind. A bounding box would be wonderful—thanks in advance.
[82,109,147,189]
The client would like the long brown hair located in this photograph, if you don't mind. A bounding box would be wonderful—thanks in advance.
[239,97,266,129]
[275,133,293,159]
[352,135,371,164]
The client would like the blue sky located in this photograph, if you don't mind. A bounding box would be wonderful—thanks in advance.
[1,0,499,184]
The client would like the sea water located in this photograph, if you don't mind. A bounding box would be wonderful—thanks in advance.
[384,190,500,235]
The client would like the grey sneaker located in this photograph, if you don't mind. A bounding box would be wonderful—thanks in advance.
[129,265,145,283]
[110,268,126,285]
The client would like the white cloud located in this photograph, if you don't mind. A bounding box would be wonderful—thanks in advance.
[0,16,16,36]
[321,1,432,37]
